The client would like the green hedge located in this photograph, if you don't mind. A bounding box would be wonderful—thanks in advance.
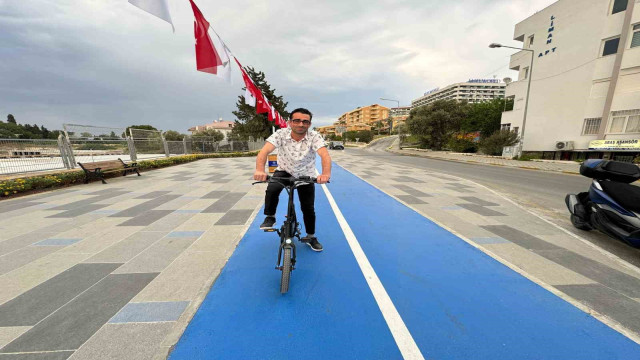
[0,152,258,199]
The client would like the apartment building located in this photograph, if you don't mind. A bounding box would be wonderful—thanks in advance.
[411,80,506,109]
[501,0,640,161]
[337,104,390,129]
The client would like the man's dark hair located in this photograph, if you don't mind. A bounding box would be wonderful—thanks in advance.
[289,108,313,121]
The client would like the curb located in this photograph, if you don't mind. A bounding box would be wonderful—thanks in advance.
[386,149,581,175]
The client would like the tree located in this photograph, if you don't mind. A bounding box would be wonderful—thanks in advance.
[193,128,224,142]
[7,114,16,124]
[232,66,288,140]
[406,100,468,150]
[479,130,520,155]
[463,98,510,139]
[163,130,185,141]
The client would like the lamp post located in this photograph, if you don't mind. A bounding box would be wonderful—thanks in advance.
[380,97,402,147]
[489,43,534,157]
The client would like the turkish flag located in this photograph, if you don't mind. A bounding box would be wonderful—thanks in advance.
[189,0,222,74]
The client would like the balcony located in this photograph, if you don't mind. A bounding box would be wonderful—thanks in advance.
[509,50,532,71]
[504,79,528,99]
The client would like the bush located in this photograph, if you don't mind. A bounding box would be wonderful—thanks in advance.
[446,136,477,153]
[634,156,640,164]
[479,130,520,156]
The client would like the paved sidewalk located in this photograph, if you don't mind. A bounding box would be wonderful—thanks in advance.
[0,157,262,359]
[389,147,581,174]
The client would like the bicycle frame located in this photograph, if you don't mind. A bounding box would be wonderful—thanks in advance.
[275,183,300,271]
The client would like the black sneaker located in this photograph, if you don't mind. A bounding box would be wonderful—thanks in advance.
[260,216,276,230]
[301,236,323,252]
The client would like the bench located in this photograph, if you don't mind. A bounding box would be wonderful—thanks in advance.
[77,158,140,184]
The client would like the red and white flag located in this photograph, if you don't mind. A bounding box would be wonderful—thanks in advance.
[189,0,224,75]
[236,58,261,105]
[128,0,174,32]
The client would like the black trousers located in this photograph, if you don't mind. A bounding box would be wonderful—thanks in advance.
[264,171,316,234]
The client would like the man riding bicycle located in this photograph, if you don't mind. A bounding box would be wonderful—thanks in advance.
[253,108,331,252]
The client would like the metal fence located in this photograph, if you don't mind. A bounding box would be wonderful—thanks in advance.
[0,138,68,175]
[0,135,265,176]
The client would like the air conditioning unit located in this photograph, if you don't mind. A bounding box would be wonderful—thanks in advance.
[555,141,574,151]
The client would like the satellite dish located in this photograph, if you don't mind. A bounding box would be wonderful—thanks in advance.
[503,77,512,84]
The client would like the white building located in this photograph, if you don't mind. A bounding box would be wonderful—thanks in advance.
[501,0,640,161]
[411,80,506,108]
[189,118,235,140]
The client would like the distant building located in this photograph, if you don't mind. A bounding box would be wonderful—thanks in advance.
[189,118,235,140]
[499,0,640,161]
[390,106,411,129]
[411,80,506,109]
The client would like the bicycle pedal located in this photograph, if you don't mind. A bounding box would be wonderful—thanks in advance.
[263,228,276,232]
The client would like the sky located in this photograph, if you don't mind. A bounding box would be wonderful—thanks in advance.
[0,0,557,132]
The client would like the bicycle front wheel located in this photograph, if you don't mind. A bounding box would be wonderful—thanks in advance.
[280,247,292,294]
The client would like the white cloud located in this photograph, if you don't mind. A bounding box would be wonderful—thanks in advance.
[0,0,556,132]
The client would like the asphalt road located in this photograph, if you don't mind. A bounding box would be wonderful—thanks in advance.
[344,136,640,268]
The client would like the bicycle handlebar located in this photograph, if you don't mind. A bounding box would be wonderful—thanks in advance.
[252,175,329,186]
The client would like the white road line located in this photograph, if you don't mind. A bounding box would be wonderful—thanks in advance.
[320,183,425,360]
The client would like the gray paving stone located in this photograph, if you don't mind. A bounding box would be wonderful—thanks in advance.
[50,191,129,211]
[0,352,74,360]
[0,246,62,275]
[86,231,169,263]
[482,225,562,250]
[108,301,189,323]
[114,236,198,274]
[46,204,111,218]
[540,250,640,298]
[391,176,422,183]
[0,263,122,327]
[0,233,58,256]
[444,186,473,193]
[0,273,157,353]
[556,283,640,333]
[395,195,427,204]
[393,185,432,197]
[117,210,173,227]
[85,189,126,196]
[458,196,500,207]
[138,213,193,231]
[0,201,43,214]
[201,193,245,213]
[134,191,171,199]
[201,190,229,199]
[167,231,205,238]
[68,323,173,360]
[109,195,180,218]
[457,203,505,216]
[215,209,254,225]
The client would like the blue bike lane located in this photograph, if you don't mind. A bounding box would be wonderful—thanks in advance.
[169,163,640,359]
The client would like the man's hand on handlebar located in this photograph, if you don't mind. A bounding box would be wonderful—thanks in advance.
[316,174,330,184]
[254,170,268,182]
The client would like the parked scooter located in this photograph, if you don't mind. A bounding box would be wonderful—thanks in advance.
[565,159,640,247]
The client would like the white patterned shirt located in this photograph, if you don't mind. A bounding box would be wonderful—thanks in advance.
[266,128,326,177]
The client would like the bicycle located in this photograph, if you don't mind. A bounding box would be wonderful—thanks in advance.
[252,175,320,294]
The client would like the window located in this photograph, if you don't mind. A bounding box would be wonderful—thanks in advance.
[522,67,529,80]
[501,123,511,131]
[513,127,520,135]
[582,118,602,135]
[609,109,640,133]
[603,37,620,56]
[632,24,640,48]
[612,0,627,14]
[528,35,535,48]
[627,115,640,132]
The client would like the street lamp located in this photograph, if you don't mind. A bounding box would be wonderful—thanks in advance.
[489,43,534,157]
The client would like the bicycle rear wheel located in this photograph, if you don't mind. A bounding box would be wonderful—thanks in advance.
[280,247,292,294]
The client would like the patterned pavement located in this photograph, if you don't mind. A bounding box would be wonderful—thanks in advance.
[1,153,639,359]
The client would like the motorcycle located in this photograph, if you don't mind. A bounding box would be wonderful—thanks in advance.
[565,159,640,247]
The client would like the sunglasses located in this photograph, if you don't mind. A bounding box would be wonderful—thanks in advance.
[290,119,311,125]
